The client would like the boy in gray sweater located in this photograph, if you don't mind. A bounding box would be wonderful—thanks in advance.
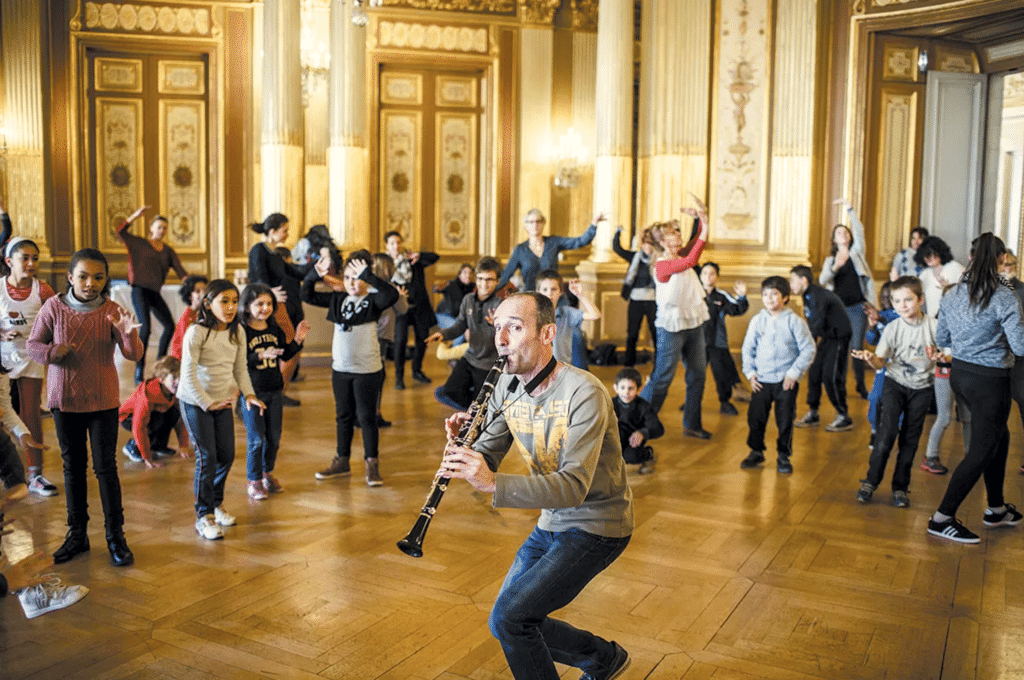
[740,277,816,473]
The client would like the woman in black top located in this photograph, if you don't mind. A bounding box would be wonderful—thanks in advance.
[247,213,311,404]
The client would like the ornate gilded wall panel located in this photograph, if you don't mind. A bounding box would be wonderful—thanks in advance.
[519,0,560,24]
[160,100,206,253]
[381,111,421,242]
[94,57,143,92]
[381,73,423,105]
[874,90,918,268]
[374,0,514,15]
[436,75,477,108]
[936,46,979,73]
[882,44,920,82]
[96,97,144,247]
[158,60,206,95]
[572,0,598,31]
[84,3,211,35]
[435,113,476,254]
[376,21,490,54]
[711,0,771,244]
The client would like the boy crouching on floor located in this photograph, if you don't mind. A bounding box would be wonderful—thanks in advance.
[119,356,192,468]
[740,276,816,474]
[612,368,664,474]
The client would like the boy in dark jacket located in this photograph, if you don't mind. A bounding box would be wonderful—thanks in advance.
[700,262,750,415]
[789,265,855,432]
[612,368,664,474]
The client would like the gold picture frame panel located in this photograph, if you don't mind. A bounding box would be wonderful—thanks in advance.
[158,59,206,95]
[94,57,143,92]
[380,110,422,243]
[159,99,207,253]
[381,72,423,105]
[434,112,477,255]
[95,97,144,249]
[435,75,477,108]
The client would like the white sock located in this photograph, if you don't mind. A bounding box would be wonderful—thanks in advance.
[932,511,952,523]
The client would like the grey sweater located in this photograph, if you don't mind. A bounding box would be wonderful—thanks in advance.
[472,364,634,538]
[741,307,816,384]
[935,280,1024,369]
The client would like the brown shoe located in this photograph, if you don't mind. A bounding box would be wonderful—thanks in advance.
[315,457,351,480]
[263,472,284,493]
[365,458,383,487]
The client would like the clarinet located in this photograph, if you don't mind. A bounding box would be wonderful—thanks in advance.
[397,356,508,558]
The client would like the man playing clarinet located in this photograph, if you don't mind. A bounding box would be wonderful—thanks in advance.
[442,292,633,680]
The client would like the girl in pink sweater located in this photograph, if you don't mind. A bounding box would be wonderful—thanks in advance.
[27,249,143,568]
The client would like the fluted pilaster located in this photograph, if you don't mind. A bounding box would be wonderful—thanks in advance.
[590,0,633,263]
[568,31,597,249]
[1,0,49,254]
[517,27,554,236]
[636,0,711,230]
[327,0,368,248]
[768,0,817,256]
[261,0,304,235]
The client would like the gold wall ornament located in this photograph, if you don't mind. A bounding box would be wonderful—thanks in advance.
[160,99,206,252]
[936,46,978,73]
[158,60,207,95]
[882,44,919,81]
[872,0,918,6]
[519,0,560,25]
[95,97,145,248]
[83,2,211,36]
[571,0,598,31]
[435,113,476,254]
[381,110,422,243]
[381,72,423,104]
[94,57,143,92]
[374,0,515,13]
[378,21,489,53]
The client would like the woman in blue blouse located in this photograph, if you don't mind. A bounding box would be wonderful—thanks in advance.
[498,209,606,291]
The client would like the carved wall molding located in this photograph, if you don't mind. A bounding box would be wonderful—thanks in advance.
[872,0,918,6]
[376,20,490,53]
[572,0,598,31]
[375,0,515,14]
[83,2,212,36]
[519,0,560,25]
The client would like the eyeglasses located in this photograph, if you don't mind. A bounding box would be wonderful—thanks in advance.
[525,219,544,224]
[476,276,498,283]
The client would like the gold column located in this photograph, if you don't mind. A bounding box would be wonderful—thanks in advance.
[767,0,817,258]
[517,27,554,237]
[327,0,368,250]
[568,31,597,247]
[589,0,633,264]
[0,0,49,258]
[636,0,711,230]
[262,0,305,238]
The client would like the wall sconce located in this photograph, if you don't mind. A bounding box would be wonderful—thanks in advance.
[351,0,381,27]
[553,127,587,189]
[917,50,929,75]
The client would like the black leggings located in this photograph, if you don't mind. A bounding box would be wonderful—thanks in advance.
[332,370,384,460]
[937,363,1012,516]
[131,286,175,359]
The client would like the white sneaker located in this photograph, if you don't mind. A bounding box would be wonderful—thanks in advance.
[17,577,89,619]
[27,475,58,497]
[195,515,223,540]
[213,506,236,527]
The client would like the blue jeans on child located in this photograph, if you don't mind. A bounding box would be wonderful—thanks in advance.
[181,403,235,518]
[488,526,630,680]
[435,312,466,347]
[240,390,283,481]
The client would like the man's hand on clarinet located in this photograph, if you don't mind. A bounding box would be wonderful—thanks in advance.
[442,445,496,493]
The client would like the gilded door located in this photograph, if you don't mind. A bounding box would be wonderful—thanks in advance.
[378,66,483,256]
[86,50,209,254]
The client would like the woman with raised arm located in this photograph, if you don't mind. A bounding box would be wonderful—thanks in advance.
[498,209,606,291]
[118,206,189,384]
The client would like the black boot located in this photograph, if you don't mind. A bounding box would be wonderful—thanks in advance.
[53,528,90,564]
[134,357,146,385]
[106,530,134,567]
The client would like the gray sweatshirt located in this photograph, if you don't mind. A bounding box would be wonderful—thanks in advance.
[741,307,816,384]
[935,280,1024,369]
[472,364,634,538]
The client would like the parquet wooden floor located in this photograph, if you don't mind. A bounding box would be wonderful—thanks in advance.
[2,355,1022,679]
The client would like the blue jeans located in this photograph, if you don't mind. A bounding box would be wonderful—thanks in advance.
[240,391,283,481]
[181,403,235,518]
[435,313,465,346]
[845,303,868,391]
[640,325,706,428]
[489,526,631,680]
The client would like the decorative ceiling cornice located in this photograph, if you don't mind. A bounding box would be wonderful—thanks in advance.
[519,0,560,25]
[572,0,597,31]
[373,0,515,16]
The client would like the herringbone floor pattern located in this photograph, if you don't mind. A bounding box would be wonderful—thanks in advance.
[2,356,1022,679]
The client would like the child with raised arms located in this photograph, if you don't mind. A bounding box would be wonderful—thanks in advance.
[169,274,208,360]
[238,283,309,499]
[303,250,399,487]
[27,248,143,566]
[177,279,264,540]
